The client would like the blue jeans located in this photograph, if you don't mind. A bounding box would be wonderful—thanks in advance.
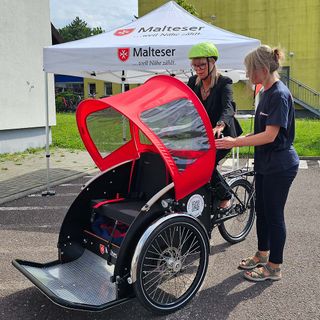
[255,165,298,264]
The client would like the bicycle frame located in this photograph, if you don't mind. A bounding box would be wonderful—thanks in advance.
[210,168,255,227]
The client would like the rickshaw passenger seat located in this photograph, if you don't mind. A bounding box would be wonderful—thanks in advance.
[91,199,146,225]
[92,152,169,225]
[130,152,168,199]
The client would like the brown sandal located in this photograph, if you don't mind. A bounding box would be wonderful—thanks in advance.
[238,251,269,270]
[243,264,282,282]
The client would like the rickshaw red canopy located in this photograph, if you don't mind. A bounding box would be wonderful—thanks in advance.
[77,75,216,200]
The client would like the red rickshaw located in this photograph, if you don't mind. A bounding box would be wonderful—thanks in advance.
[13,75,255,314]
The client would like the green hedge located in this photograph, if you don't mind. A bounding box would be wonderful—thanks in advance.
[55,92,82,113]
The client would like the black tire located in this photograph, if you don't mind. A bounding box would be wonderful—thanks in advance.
[133,215,209,314]
[218,178,255,244]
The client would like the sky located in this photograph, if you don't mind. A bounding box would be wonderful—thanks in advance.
[50,0,138,32]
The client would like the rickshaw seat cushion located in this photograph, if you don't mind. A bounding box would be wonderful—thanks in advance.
[91,152,168,225]
[91,199,145,225]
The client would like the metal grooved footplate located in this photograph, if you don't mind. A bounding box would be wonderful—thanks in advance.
[24,250,116,306]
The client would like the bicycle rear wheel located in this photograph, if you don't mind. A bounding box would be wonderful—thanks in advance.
[218,178,255,244]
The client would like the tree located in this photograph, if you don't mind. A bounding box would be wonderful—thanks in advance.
[175,0,198,16]
[58,17,104,42]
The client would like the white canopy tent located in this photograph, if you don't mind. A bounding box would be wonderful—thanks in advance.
[42,1,260,194]
[44,1,260,84]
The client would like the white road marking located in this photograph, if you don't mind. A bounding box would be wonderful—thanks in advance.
[60,183,83,187]
[299,160,308,169]
[221,159,319,170]
[28,193,78,197]
[0,206,68,211]
[0,224,60,230]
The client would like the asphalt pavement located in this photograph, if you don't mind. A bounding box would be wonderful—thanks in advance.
[0,150,319,320]
[0,148,98,204]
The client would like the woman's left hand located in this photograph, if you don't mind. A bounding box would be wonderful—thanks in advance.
[213,126,224,138]
[215,136,237,149]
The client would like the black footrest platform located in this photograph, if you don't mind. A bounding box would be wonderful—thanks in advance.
[12,250,122,311]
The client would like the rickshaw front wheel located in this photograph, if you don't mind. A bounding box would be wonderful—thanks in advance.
[132,215,209,314]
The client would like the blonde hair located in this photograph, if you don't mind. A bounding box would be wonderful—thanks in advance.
[192,57,219,88]
[244,45,285,80]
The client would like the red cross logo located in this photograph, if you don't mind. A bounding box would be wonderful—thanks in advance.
[114,28,135,36]
[118,48,130,62]
[99,244,105,255]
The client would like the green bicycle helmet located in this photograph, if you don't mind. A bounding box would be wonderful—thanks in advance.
[188,42,219,60]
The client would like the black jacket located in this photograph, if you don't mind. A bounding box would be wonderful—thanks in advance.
[187,74,242,138]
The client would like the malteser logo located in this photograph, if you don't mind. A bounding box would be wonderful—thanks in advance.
[118,48,130,62]
[114,28,135,36]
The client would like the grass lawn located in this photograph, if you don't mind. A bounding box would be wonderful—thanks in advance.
[51,113,319,157]
[51,113,84,150]
[294,120,320,156]
[51,111,130,154]
[1,113,318,162]
[237,118,320,157]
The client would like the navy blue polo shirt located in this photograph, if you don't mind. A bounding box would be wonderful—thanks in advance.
[254,80,299,175]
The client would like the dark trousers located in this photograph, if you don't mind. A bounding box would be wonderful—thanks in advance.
[211,149,232,201]
[255,165,298,264]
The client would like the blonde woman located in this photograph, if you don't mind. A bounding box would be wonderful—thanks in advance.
[216,45,299,281]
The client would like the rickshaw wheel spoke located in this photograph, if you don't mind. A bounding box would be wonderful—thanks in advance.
[134,216,209,314]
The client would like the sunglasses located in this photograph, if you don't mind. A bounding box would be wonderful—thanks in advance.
[191,63,208,71]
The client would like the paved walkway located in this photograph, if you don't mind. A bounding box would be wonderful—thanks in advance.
[0,149,97,204]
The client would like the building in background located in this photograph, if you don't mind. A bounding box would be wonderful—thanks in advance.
[84,79,114,98]
[139,0,320,116]
[55,72,135,100]
[0,0,56,154]
[83,79,137,99]
[55,75,84,95]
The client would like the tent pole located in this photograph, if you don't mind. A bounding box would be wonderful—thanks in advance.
[121,70,126,142]
[42,72,55,196]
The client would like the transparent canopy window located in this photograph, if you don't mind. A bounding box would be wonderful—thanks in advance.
[86,108,131,158]
[139,130,152,145]
[140,99,210,171]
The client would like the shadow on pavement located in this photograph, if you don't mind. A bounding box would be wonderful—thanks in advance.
[193,272,272,320]
[210,241,232,256]
[0,209,66,234]
[2,272,271,320]
[0,168,84,203]
[1,287,148,320]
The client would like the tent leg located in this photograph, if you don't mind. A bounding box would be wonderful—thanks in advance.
[42,72,55,196]
[121,71,126,142]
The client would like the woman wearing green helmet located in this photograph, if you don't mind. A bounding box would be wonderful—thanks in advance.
[187,42,242,210]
